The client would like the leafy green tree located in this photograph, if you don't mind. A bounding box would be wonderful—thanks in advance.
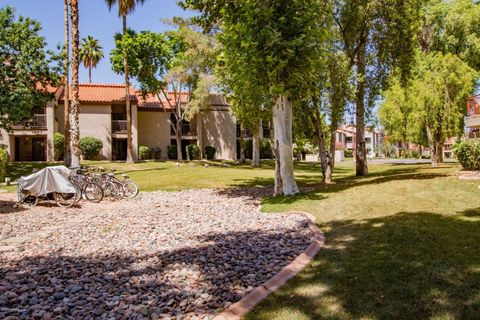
[333,0,423,176]
[80,36,104,83]
[379,79,416,156]
[111,21,216,161]
[182,0,328,195]
[422,0,480,69]
[411,52,477,166]
[105,0,147,163]
[0,7,59,129]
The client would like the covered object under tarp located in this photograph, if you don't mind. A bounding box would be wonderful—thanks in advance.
[18,166,77,197]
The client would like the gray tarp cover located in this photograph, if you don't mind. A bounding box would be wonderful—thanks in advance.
[18,166,76,197]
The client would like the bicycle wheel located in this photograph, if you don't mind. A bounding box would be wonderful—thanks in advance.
[23,195,38,207]
[103,181,124,201]
[123,181,139,199]
[83,182,104,203]
[54,192,77,208]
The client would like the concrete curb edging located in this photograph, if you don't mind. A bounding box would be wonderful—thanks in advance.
[213,211,325,320]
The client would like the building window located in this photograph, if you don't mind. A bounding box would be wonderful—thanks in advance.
[346,136,353,143]
[365,137,372,143]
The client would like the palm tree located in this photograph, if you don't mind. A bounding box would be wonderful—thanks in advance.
[105,0,146,163]
[63,0,71,166]
[69,0,81,168]
[79,36,104,83]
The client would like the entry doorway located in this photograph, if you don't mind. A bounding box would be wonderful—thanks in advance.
[14,136,46,161]
[112,138,127,161]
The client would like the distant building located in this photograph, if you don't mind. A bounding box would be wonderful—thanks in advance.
[466,93,480,139]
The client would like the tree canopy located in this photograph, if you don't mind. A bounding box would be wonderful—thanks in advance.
[0,7,59,129]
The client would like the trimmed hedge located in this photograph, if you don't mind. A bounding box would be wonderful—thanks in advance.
[205,146,216,160]
[138,146,150,160]
[167,145,177,160]
[244,139,273,159]
[344,149,354,158]
[186,144,201,161]
[53,133,65,161]
[79,137,103,160]
[0,148,7,181]
[454,139,480,170]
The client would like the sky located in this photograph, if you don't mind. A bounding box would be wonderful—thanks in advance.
[0,0,194,84]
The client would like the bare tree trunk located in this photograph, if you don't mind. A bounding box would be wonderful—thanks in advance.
[273,140,283,196]
[325,130,336,184]
[425,124,437,167]
[239,123,245,163]
[123,15,133,163]
[252,121,261,167]
[176,116,183,161]
[314,111,328,181]
[69,0,80,168]
[63,0,71,166]
[89,66,92,83]
[355,43,368,176]
[272,95,299,196]
[436,141,444,164]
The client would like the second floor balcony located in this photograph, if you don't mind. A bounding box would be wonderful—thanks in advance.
[12,114,47,130]
[171,123,197,137]
[112,120,128,133]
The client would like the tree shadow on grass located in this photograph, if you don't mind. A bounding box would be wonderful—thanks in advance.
[247,210,480,319]
[0,226,311,319]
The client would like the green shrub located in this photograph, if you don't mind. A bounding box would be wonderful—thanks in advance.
[186,144,201,161]
[0,148,7,180]
[244,139,253,159]
[205,146,216,160]
[454,139,480,170]
[344,149,354,158]
[151,147,161,160]
[260,139,273,159]
[138,146,150,160]
[53,133,65,161]
[79,137,103,160]
[167,145,177,160]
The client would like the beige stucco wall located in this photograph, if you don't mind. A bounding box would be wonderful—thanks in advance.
[79,104,112,160]
[137,111,171,159]
[201,108,236,160]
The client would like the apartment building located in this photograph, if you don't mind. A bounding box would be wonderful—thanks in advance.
[467,93,480,139]
[1,84,237,162]
[335,125,384,158]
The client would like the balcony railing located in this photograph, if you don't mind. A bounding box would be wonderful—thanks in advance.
[468,131,480,139]
[12,114,47,130]
[112,120,128,133]
[170,123,197,136]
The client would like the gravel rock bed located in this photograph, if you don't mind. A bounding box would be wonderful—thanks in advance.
[0,189,312,319]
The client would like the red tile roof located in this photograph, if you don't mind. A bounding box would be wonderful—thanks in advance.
[55,84,230,110]
[59,84,137,103]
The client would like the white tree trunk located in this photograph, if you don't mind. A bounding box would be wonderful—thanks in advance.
[273,95,299,196]
[252,122,261,167]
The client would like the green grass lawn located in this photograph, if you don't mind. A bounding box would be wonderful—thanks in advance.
[5,160,480,318]
[250,163,480,320]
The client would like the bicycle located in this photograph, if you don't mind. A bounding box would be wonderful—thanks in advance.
[69,168,104,203]
[103,170,139,199]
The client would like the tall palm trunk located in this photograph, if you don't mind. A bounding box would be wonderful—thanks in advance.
[355,43,368,176]
[69,0,81,168]
[88,65,92,83]
[63,0,71,166]
[123,15,134,163]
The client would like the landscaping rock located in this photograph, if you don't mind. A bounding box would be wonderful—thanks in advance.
[0,188,311,318]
